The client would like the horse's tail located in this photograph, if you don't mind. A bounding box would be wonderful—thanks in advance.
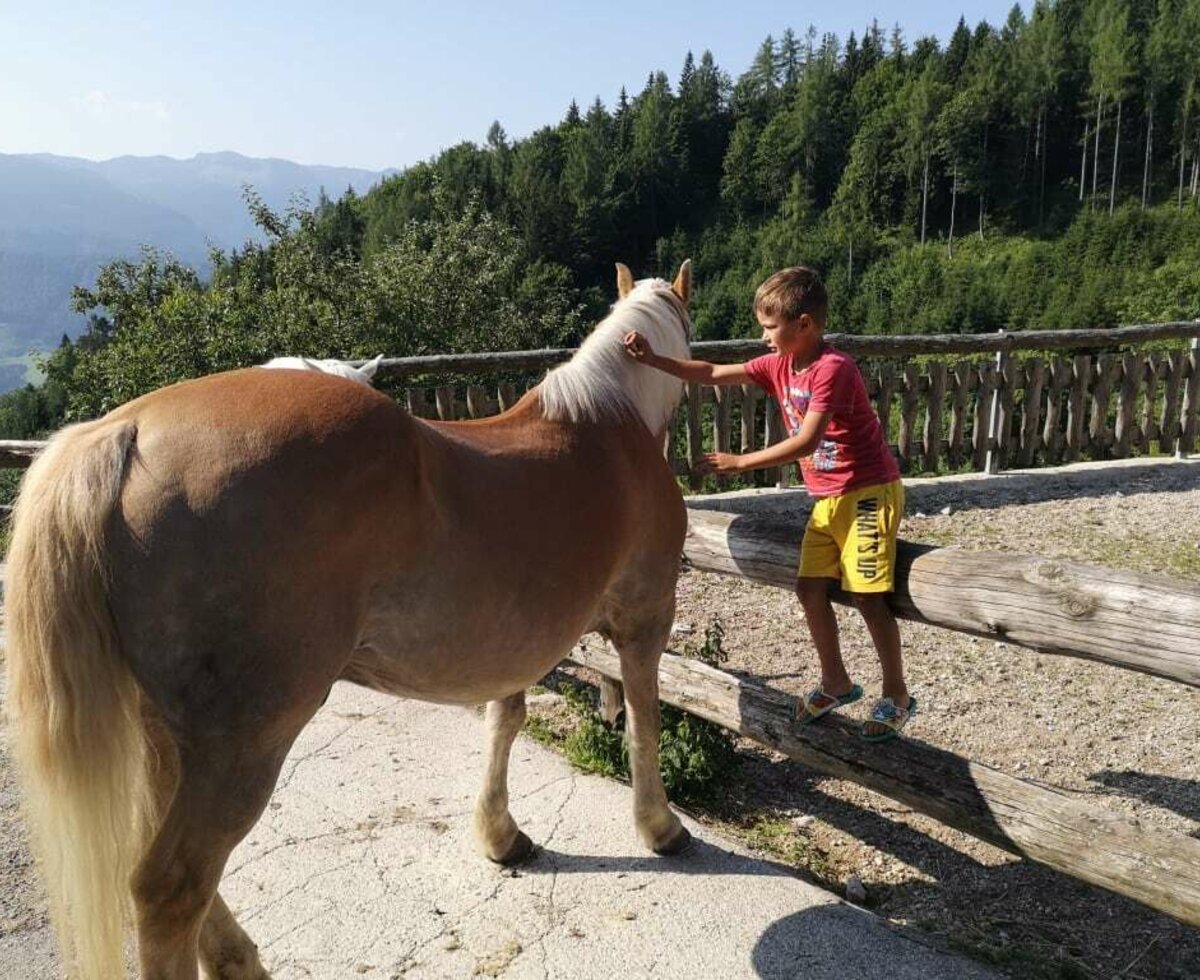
[5,418,153,979]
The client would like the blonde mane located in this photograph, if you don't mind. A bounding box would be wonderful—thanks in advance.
[540,279,691,434]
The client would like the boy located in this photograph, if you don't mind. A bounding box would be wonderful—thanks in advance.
[623,266,914,741]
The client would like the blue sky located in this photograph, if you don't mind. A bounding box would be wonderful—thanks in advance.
[2,0,1018,173]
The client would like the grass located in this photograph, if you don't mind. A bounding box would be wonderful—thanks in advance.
[523,621,739,807]
[740,815,833,880]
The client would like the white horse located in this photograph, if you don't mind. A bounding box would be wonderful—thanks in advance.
[261,353,384,386]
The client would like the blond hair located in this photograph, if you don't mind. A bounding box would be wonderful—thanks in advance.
[753,266,828,325]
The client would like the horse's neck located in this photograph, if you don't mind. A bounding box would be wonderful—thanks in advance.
[418,390,641,460]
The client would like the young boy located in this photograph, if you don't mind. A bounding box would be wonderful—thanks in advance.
[623,266,914,741]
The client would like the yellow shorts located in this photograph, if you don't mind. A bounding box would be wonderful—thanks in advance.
[798,480,904,593]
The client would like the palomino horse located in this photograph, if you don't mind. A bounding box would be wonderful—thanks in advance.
[5,261,693,979]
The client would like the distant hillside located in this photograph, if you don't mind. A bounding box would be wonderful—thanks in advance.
[0,151,389,380]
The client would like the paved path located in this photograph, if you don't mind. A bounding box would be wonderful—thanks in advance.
[1,680,997,979]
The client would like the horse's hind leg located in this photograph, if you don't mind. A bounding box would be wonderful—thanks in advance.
[611,624,690,855]
[199,894,269,980]
[472,691,534,864]
[134,740,288,980]
[144,712,271,979]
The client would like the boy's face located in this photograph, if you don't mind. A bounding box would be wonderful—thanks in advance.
[756,310,823,363]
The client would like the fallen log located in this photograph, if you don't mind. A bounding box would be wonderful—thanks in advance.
[569,644,1200,928]
[685,506,1200,689]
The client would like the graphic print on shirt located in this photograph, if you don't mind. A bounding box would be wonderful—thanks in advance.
[782,383,809,435]
[810,439,840,472]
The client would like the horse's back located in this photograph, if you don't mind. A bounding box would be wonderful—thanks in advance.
[103,369,423,725]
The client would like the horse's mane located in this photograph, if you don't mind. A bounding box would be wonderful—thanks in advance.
[540,280,690,434]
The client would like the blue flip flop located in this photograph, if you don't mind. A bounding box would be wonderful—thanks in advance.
[860,695,918,742]
[793,683,864,725]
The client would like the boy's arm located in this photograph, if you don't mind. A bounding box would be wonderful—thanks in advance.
[623,332,750,385]
[697,410,832,475]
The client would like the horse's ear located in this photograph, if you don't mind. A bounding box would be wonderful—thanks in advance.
[615,263,635,299]
[672,259,692,305]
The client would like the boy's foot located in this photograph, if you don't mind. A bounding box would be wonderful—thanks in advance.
[792,683,863,726]
[860,695,917,742]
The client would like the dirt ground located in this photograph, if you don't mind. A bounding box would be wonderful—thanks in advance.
[655,458,1200,979]
[2,457,1197,979]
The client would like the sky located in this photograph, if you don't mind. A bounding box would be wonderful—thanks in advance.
[1,0,1019,174]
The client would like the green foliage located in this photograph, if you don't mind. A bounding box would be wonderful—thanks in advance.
[553,621,739,807]
[55,187,586,418]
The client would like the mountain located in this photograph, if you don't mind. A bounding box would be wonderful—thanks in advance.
[0,151,390,383]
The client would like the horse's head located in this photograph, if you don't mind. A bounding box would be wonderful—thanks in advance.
[615,259,692,345]
[540,259,694,439]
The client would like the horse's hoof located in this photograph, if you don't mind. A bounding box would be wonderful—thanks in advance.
[652,824,692,856]
[493,831,535,866]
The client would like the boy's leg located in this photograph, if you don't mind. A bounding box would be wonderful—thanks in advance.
[797,498,854,698]
[853,594,906,702]
[796,577,853,696]
[839,480,911,737]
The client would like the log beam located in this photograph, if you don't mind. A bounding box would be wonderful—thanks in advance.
[569,643,1200,928]
[685,506,1200,688]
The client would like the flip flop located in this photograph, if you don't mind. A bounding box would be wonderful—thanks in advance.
[860,696,918,742]
[793,683,864,725]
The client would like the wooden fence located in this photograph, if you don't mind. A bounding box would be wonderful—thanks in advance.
[572,500,1200,929]
[2,321,1198,478]
[372,321,1200,484]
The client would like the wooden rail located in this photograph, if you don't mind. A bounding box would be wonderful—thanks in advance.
[570,644,1200,929]
[361,322,1200,377]
[684,507,1200,688]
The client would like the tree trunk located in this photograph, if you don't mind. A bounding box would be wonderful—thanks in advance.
[1038,104,1047,226]
[1142,102,1154,209]
[1110,98,1122,215]
[1079,118,1089,202]
[1092,92,1104,210]
[920,149,930,244]
[948,159,957,257]
[979,124,988,239]
[1179,113,1189,210]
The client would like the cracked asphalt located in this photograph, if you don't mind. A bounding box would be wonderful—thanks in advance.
[3,680,997,979]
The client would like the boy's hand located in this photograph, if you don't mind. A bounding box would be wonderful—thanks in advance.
[623,331,656,363]
[695,452,744,476]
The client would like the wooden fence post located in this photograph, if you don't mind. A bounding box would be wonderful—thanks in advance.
[1064,353,1091,463]
[984,330,1007,474]
[712,385,733,488]
[1178,337,1200,458]
[922,361,946,474]
[1018,357,1046,468]
[686,383,703,490]
[764,397,784,487]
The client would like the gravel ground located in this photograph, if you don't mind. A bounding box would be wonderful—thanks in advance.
[2,456,1197,979]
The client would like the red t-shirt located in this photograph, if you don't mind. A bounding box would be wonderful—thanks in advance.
[744,345,899,497]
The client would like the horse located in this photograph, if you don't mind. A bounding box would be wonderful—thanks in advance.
[4,260,694,980]
[260,353,384,386]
